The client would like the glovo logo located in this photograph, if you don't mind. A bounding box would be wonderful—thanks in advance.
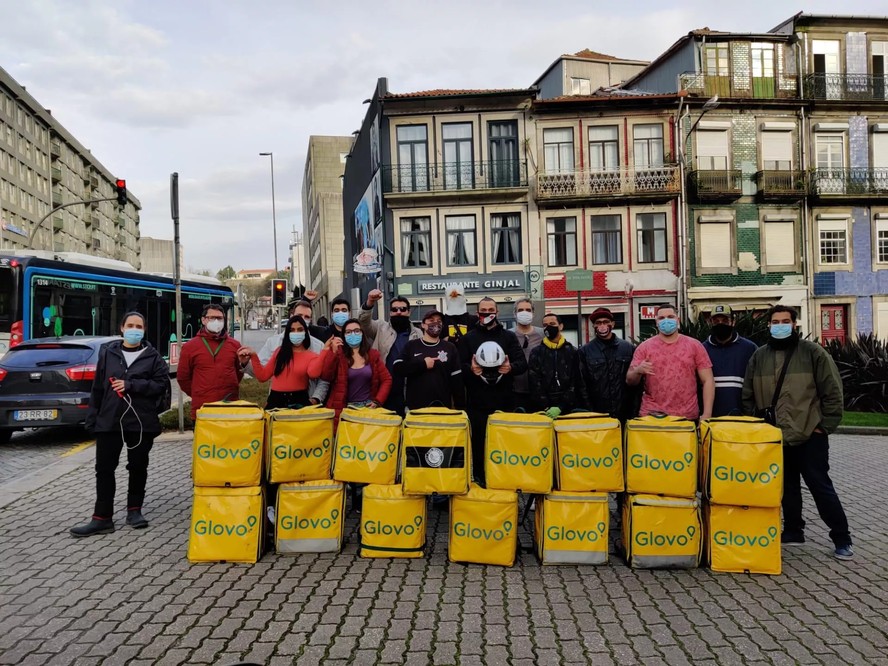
[630,451,694,472]
[714,526,778,548]
[714,463,781,485]
[364,515,423,536]
[634,524,697,548]
[194,515,258,536]
[454,518,513,541]
[197,439,261,460]
[546,521,607,543]
[339,442,397,463]
[280,508,340,532]
[489,447,550,468]
[274,437,331,460]
[562,447,620,470]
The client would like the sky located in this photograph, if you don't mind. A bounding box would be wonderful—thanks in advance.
[1,0,885,274]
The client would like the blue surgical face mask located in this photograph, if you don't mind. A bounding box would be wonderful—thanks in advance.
[332,312,349,327]
[123,329,144,345]
[289,332,305,346]
[345,332,363,348]
[657,319,678,335]
[770,323,794,339]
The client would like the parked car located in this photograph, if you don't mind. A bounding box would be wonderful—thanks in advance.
[0,336,120,443]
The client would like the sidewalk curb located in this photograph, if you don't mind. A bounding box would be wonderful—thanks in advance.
[0,444,96,510]
[836,425,888,436]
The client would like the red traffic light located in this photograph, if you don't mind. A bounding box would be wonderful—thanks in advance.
[115,179,127,207]
[116,179,126,188]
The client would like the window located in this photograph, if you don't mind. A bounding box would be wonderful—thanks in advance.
[396,125,429,192]
[876,216,888,263]
[633,124,664,168]
[401,217,432,268]
[570,77,591,95]
[488,121,519,187]
[491,213,522,264]
[762,130,793,170]
[873,129,888,170]
[590,215,622,265]
[637,212,667,263]
[547,217,577,266]
[588,126,619,171]
[697,215,733,269]
[696,130,729,170]
[543,128,574,172]
[445,215,477,266]
[818,218,848,264]
[751,43,775,78]
[816,134,845,170]
[762,217,796,267]
[442,123,473,190]
[705,43,730,76]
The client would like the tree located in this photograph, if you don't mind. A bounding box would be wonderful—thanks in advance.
[239,278,272,324]
[217,265,236,281]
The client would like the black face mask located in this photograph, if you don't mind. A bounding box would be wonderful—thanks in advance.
[544,325,560,340]
[711,323,733,341]
[390,316,411,333]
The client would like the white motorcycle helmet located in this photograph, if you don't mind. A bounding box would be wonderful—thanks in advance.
[475,341,506,384]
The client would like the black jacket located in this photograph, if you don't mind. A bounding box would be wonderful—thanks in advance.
[528,340,582,413]
[86,341,171,434]
[577,335,638,420]
[457,321,527,411]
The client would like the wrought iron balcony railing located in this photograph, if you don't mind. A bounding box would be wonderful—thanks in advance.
[535,165,680,200]
[804,73,888,101]
[755,170,807,197]
[811,168,888,196]
[688,169,743,198]
[679,71,798,99]
[382,160,527,194]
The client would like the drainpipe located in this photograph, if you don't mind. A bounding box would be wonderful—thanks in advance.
[675,94,691,319]
[798,32,816,334]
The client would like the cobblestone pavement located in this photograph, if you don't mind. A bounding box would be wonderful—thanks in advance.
[0,434,886,666]
[0,427,93,484]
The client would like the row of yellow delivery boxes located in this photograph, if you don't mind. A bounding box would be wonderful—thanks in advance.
[193,402,784,508]
[187,482,780,575]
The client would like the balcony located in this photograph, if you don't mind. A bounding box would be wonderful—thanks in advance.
[50,139,61,158]
[382,160,527,198]
[52,216,64,232]
[85,214,98,227]
[804,73,888,102]
[755,170,807,199]
[52,189,63,207]
[51,166,62,182]
[535,165,680,203]
[810,168,888,199]
[680,71,798,99]
[688,169,743,200]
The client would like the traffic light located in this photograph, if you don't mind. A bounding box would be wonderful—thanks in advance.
[115,179,127,207]
[271,279,288,305]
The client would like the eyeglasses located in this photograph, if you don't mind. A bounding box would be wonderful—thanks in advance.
[390,306,409,313]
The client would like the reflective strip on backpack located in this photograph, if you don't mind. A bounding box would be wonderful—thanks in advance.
[276,538,339,553]
[544,549,607,565]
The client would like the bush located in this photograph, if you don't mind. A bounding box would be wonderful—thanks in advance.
[823,334,888,413]
[160,378,270,431]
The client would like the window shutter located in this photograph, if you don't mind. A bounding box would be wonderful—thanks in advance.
[877,302,888,339]
[762,131,792,166]
[872,131,888,169]
[763,221,795,266]
[819,219,847,233]
[698,221,732,268]
[696,130,729,159]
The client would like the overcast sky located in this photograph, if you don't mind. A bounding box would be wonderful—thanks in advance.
[1,0,885,274]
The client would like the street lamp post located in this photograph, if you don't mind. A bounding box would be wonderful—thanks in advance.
[259,152,279,276]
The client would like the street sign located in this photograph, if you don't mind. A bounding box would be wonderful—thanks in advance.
[565,269,593,292]
[640,305,657,319]
[169,342,180,366]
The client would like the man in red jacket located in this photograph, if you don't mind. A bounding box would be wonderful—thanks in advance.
[177,304,247,418]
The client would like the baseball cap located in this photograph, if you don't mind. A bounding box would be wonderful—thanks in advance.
[711,304,733,317]
[422,310,444,322]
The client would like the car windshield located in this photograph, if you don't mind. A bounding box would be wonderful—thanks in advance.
[2,345,94,368]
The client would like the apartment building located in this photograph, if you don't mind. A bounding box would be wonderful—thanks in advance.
[0,65,141,267]
[534,49,649,99]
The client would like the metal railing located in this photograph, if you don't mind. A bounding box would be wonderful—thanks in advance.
[755,169,807,196]
[535,164,680,199]
[804,73,888,101]
[811,168,888,195]
[680,71,798,99]
[382,160,527,194]
[688,169,743,196]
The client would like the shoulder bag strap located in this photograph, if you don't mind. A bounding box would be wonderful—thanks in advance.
[770,345,796,411]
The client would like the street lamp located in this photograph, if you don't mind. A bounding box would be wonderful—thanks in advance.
[258,152,279,276]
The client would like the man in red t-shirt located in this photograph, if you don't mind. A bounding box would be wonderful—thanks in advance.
[626,305,714,420]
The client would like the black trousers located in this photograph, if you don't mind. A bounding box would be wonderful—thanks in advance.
[94,431,156,518]
[782,431,852,547]
[467,409,491,487]
[266,389,310,410]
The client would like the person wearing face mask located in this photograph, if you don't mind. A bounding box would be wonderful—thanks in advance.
[577,307,638,421]
[177,303,246,419]
[512,298,543,413]
[528,313,581,418]
[627,304,715,420]
[359,290,423,415]
[703,304,757,417]
[71,312,171,537]
[392,310,465,411]
[316,297,352,343]
[741,305,851,560]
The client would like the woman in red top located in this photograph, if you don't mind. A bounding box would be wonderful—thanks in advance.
[244,315,323,409]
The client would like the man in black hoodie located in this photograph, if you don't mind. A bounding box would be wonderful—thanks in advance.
[457,297,527,485]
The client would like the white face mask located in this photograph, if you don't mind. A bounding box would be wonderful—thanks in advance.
[205,319,224,334]
[515,311,533,326]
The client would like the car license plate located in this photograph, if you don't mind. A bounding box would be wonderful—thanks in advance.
[14,409,58,421]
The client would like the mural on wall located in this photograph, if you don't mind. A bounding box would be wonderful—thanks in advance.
[352,175,382,274]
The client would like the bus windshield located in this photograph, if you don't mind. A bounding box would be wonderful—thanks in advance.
[0,266,18,333]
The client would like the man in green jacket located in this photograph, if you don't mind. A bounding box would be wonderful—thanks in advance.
[741,305,852,560]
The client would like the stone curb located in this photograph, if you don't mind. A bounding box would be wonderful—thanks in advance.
[835,425,888,436]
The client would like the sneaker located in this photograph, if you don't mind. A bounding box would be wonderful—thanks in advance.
[70,517,115,538]
[781,532,805,546]
[126,510,148,529]
[834,545,854,560]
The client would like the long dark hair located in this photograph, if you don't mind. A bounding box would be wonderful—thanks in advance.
[274,315,311,377]
[343,317,370,367]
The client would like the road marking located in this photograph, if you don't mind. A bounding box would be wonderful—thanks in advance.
[61,441,95,457]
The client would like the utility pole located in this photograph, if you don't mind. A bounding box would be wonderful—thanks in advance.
[171,173,184,434]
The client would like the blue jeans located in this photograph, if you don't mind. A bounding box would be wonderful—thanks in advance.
[782,431,852,547]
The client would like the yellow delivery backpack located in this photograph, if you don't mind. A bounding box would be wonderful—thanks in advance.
[332,407,402,485]
[624,415,698,498]
[449,484,518,567]
[705,503,782,575]
[275,480,346,554]
[265,406,336,483]
[535,491,609,565]
[360,484,427,558]
[188,485,264,563]
[193,401,266,487]
[699,417,783,508]
[553,412,624,492]
[485,412,554,494]
[401,408,471,495]
[622,494,702,569]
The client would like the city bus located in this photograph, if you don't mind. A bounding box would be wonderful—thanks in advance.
[0,251,234,369]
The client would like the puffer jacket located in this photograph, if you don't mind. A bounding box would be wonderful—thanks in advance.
[457,321,527,411]
[577,335,637,420]
[86,340,171,434]
[527,340,582,413]
[741,337,843,445]
[318,347,392,420]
